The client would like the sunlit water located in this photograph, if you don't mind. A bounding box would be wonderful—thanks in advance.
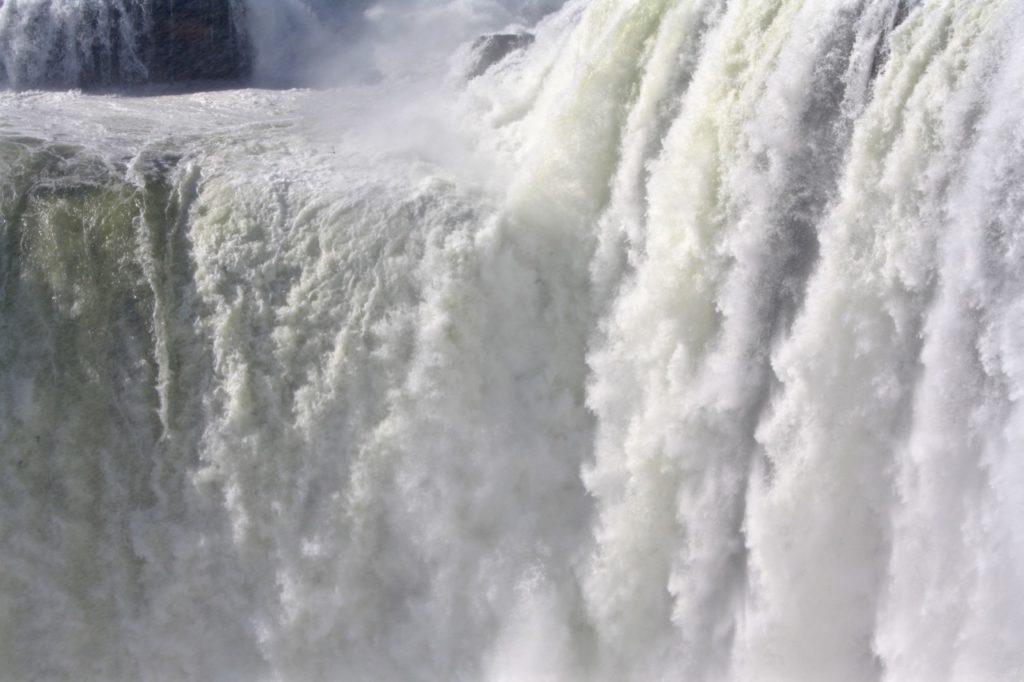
[2,1,1024,681]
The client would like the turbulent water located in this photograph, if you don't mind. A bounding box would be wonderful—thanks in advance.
[2,0,1024,680]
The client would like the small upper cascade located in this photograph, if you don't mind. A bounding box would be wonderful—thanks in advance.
[0,0,250,89]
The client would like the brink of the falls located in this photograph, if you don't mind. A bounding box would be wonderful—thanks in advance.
[1,1,1023,681]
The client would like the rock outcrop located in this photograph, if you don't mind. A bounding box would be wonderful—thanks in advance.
[146,0,251,84]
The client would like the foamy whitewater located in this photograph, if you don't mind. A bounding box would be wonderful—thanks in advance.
[2,0,1023,680]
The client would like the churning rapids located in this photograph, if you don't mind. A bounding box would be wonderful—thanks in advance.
[2,0,1024,680]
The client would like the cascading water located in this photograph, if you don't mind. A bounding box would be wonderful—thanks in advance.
[0,0,252,88]
[2,0,1023,680]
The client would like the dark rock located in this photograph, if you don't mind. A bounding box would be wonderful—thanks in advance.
[467,32,534,79]
[145,0,252,84]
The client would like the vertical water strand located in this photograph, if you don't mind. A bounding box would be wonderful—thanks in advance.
[950,15,1024,671]
[675,0,905,675]
[482,2,685,675]
[876,1,1024,678]
[121,149,268,682]
[345,2,682,678]
[178,129,480,679]
[0,0,256,88]
[0,0,151,88]
[0,142,162,680]
[742,1,1004,679]
[582,0,871,676]
[589,0,727,304]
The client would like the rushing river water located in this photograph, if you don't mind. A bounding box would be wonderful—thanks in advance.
[2,1,1024,680]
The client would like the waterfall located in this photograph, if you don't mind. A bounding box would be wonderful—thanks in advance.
[2,0,1023,680]
[0,0,249,88]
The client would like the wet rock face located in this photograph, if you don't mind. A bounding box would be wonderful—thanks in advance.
[466,32,534,79]
[146,0,251,84]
